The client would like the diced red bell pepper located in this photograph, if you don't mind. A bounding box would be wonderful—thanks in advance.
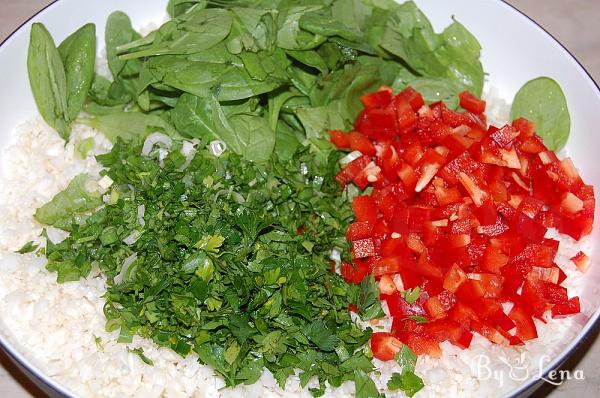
[378,274,398,295]
[371,332,404,361]
[346,221,374,241]
[352,238,376,259]
[510,212,547,243]
[383,291,427,318]
[335,155,370,187]
[347,131,376,156]
[473,200,498,226]
[352,196,378,223]
[489,309,516,332]
[329,130,350,149]
[512,117,536,137]
[459,91,486,114]
[396,86,425,112]
[372,256,415,277]
[406,333,442,357]
[355,108,397,140]
[540,282,568,305]
[571,251,591,273]
[393,96,418,130]
[481,246,509,274]
[361,89,393,109]
[508,305,538,340]
[520,277,547,318]
[456,279,486,302]
[551,297,581,318]
[340,260,371,284]
[443,263,468,293]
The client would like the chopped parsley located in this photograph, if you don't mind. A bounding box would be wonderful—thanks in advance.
[39,140,384,395]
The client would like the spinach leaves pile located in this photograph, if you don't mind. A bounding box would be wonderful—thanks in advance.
[29,0,484,161]
[25,0,487,396]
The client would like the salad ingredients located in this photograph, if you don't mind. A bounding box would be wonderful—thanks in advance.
[510,77,570,151]
[332,86,594,354]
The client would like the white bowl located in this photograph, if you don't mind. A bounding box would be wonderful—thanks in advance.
[0,0,598,397]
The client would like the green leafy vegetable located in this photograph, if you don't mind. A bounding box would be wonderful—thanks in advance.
[83,112,177,143]
[27,23,70,140]
[37,141,376,393]
[402,286,421,305]
[57,23,96,120]
[386,345,424,396]
[127,347,155,366]
[510,76,571,151]
[33,173,102,231]
[16,241,39,254]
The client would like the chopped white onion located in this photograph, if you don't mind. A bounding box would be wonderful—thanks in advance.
[179,140,199,170]
[98,175,114,191]
[209,140,226,157]
[339,150,362,167]
[114,253,138,285]
[123,230,142,246]
[330,248,341,263]
[137,205,146,227]
[142,133,173,156]
[215,189,245,204]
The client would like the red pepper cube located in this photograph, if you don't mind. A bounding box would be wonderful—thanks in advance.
[335,155,370,187]
[384,291,427,318]
[329,130,350,149]
[520,277,547,318]
[489,124,520,148]
[352,238,376,259]
[355,108,397,140]
[540,282,568,305]
[347,131,376,156]
[361,89,393,109]
[459,91,486,114]
[510,212,547,243]
[508,305,538,340]
[551,297,581,318]
[396,86,425,111]
[346,221,374,241]
[443,263,468,293]
[352,195,378,223]
[370,332,404,361]
[340,260,371,284]
[392,96,417,130]
[512,117,536,137]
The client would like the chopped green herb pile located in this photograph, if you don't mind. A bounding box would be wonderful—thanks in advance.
[40,141,389,394]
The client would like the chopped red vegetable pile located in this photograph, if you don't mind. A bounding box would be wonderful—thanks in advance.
[331,86,595,360]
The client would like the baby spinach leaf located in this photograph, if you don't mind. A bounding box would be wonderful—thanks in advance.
[510,76,570,151]
[120,9,233,59]
[58,23,96,121]
[106,11,141,79]
[167,0,207,17]
[172,94,275,162]
[27,23,70,140]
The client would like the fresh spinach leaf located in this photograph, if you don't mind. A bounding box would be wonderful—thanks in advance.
[57,23,96,120]
[27,23,70,140]
[510,76,570,151]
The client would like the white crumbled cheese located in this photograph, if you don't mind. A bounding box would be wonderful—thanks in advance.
[0,94,596,398]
